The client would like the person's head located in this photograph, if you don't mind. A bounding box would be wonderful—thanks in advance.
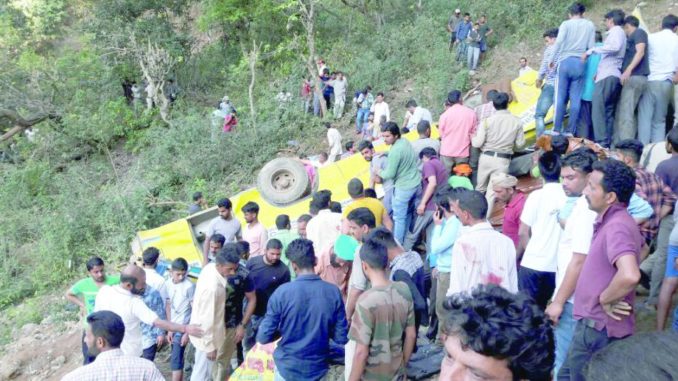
[661,14,678,32]
[235,240,250,260]
[264,239,283,265]
[439,284,554,381]
[214,244,240,277]
[614,139,644,167]
[492,92,509,111]
[365,227,400,260]
[84,311,125,357]
[310,190,332,211]
[376,92,384,103]
[585,331,678,381]
[209,234,225,256]
[448,189,487,226]
[435,187,454,215]
[348,178,365,199]
[364,188,377,198]
[381,122,401,145]
[322,67,329,75]
[491,173,518,204]
[605,9,625,29]
[561,149,596,197]
[480,15,487,23]
[406,99,418,113]
[568,2,586,17]
[120,264,146,296]
[446,90,462,106]
[142,247,160,268]
[539,151,562,183]
[86,257,106,283]
[318,152,328,164]
[345,140,355,153]
[275,214,291,230]
[347,207,377,242]
[454,8,460,17]
[543,28,558,44]
[330,201,342,213]
[623,15,640,36]
[463,12,471,21]
[419,147,438,163]
[519,57,528,68]
[241,201,260,224]
[486,89,499,104]
[332,234,358,267]
[667,127,678,154]
[296,214,312,238]
[324,122,332,130]
[367,112,375,122]
[192,191,204,204]
[551,134,570,156]
[286,238,316,273]
[417,120,432,138]
[217,198,233,220]
[358,239,389,280]
[170,258,189,284]
[584,159,636,213]
[357,140,376,162]
[453,163,473,179]
[473,22,479,30]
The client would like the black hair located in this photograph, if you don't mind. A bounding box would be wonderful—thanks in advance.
[492,92,509,110]
[592,159,636,204]
[402,127,410,134]
[275,214,291,230]
[419,147,438,159]
[266,238,283,251]
[543,28,558,38]
[348,178,364,198]
[286,239,316,270]
[519,57,527,62]
[538,151,562,183]
[241,201,259,214]
[585,331,678,381]
[464,12,470,17]
[406,99,417,108]
[562,150,595,174]
[381,121,401,138]
[235,240,250,256]
[568,2,585,16]
[347,207,377,229]
[447,90,462,105]
[624,15,640,28]
[142,247,160,266]
[662,14,678,30]
[442,284,554,381]
[364,188,378,198]
[417,120,431,134]
[615,139,644,164]
[171,257,189,272]
[668,127,678,151]
[217,243,241,265]
[210,233,226,246]
[86,257,105,271]
[330,201,342,213]
[192,191,203,202]
[344,140,355,152]
[435,187,453,212]
[450,189,488,219]
[357,140,374,152]
[217,198,232,209]
[87,311,126,348]
[375,92,384,97]
[605,9,625,26]
[365,227,398,249]
[297,214,312,224]
[310,190,332,210]
[359,239,389,270]
[486,89,499,102]
[324,122,332,129]
[551,135,569,156]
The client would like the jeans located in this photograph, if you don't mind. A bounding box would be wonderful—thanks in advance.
[467,46,480,70]
[535,84,555,137]
[614,75,648,143]
[456,41,468,62]
[577,100,593,139]
[558,322,619,381]
[170,332,187,371]
[403,210,434,252]
[638,80,673,144]
[554,57,586,135]
[554,302,576,377]
[313,93,322,116]
[356,108,370,133]
[243,314,264,351]
[592,76,622,147]
[518,266,555,310]
[141,344,157,361]
[392,186,419,245]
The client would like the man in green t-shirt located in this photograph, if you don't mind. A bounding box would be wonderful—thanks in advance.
[65,257,120,364]
[347,239,416,381]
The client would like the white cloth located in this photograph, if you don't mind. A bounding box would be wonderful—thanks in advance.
[189,262,227,353]
[446,222,518,296]
[143,268,168,302]
[190,348,215,381]
[94,285,159,357]
[306,209,342,256]
[518,66,534,77]
[165,278,195,324]
[520,182,567,272]
[554,196,595,303]
[370,101,391,138]
[327,128,343,157]
[647,29,678,82]
[406,107,433,130]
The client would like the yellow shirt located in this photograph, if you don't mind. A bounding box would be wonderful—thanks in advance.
[343,197,385,227]
[189,262,227,352]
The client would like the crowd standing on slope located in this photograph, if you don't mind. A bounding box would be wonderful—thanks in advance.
[62,2,678,381]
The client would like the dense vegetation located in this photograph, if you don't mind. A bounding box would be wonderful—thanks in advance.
[0,0,590,314]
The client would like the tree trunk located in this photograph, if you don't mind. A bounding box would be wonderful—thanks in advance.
[0,108,53,143]
[247,40,261,135]
[298,0,327,118]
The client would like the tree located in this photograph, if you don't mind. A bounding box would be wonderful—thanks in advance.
[296,0,328,117]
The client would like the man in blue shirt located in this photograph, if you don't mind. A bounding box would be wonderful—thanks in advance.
[257,238,349,381]
[454,13,472,63]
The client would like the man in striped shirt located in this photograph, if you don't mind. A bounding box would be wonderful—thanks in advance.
[535,28,559,137]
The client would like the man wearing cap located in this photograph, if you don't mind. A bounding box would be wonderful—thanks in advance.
[342,178,392,232]
[491,173,526,249]
[438,89,478,173]
[315,234,359,300]
[447,9,463,51]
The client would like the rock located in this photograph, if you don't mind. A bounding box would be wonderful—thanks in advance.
[20,323,39,337]
[0,360,21,380]
[50,355,65,369]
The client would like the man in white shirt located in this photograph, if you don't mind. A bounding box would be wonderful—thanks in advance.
[370,92,390,139]
[518,57,533,77]
[141,247,168,302]
[331,72,348,119]
[326,123,343,163]
[306,190,342,255]
[95,265,203,357]
[638,14,678,144]
[403,99,432,132]
[447,189,518,296]
[517,152,567,310]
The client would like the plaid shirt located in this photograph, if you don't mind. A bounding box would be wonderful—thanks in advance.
[61,349,164,381]
[635,167,677,241]
[474,101,496,124]
[390,251,423,278]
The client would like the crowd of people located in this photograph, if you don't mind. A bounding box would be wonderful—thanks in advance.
[61,2,678,381]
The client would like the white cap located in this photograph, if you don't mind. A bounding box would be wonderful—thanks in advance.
[455,8,461,13]
[222,95,229,102]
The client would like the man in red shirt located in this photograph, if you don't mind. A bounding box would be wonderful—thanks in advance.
[437,90,478,173]
[491,173,526,249]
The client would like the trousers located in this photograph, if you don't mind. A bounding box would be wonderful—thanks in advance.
[554,57,586,135]
[592,76,622,147]
[614,75,648,143]
[638,80,673,144]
